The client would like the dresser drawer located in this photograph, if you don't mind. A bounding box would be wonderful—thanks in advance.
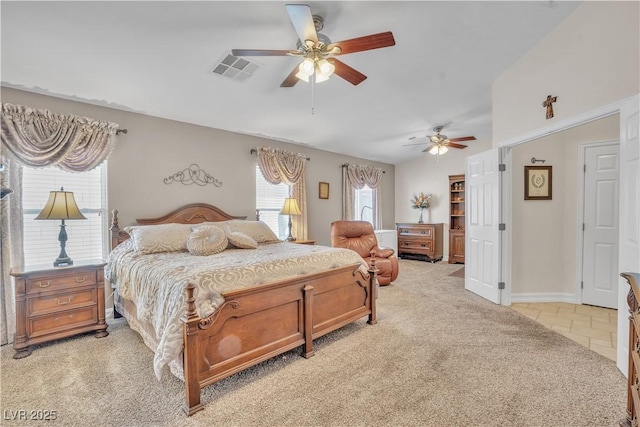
[399,237,434,252]
[28,288,97,317]
[28,306,98,338]
[398,226,433,237]
[26,271,97,294]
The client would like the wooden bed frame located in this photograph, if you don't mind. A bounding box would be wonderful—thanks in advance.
[109,203,378,416]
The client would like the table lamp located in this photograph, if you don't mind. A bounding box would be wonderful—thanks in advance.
[35,187,86,266]
[280,197,301,241]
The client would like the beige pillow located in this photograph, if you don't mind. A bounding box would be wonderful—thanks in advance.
[124,223,193,254]
[187,225,228,256]
[225,220,280,243]
[227,231,258,249]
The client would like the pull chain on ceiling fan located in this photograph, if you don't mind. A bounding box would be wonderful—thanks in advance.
[231,4,396,87]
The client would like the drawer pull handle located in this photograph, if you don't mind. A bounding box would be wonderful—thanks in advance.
[56,296,73,306]
[55,314,74,322]
[75,275,87,283]
[421,231,426,234]
[37,281,51,288]
[421,244,426,247]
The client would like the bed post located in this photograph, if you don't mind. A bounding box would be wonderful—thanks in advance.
[302,284,315,359]
[367,250,378,325]
[110,209,121,251]
[181,283,204,416]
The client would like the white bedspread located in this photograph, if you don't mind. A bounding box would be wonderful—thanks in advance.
[105,240,368,379]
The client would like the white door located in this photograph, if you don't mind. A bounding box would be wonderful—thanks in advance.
[582,143,620,308]
[466,148,501,304]
[617,94,640,375]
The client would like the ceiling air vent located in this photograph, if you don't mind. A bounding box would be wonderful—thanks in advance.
[210,53,259,82]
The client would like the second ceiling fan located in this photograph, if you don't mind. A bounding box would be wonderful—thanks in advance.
[406,126,477,155]
[231,4,395,87]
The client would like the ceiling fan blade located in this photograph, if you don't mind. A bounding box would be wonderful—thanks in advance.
[328,31,396,55]
[285,4,318,45]
[447,136,476,143]
[232,49,292,57]
[402,142,428,147]
[331,59,367,85]
[280,65,300,87]
[446,142,468,149]
[422,144,436,153]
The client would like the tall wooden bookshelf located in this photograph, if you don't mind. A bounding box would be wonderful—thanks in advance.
[449,174,465,264]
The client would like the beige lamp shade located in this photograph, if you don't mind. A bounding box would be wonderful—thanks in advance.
[280,197,301,216]
[35,188,86,220]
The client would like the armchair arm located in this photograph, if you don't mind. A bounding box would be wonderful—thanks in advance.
[375,247,395,258]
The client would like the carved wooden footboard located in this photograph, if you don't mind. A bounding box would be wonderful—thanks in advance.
[182,262,376,415]
[108,204,377,416]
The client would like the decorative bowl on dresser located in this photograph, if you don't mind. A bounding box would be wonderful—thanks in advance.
[10,260,109,359]
[396,223,443,263]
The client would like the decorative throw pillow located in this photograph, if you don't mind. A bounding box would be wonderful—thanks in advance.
[227,231,258,249]
[187,225,228,256]
[124,223,193,254]
[225,220,280,243]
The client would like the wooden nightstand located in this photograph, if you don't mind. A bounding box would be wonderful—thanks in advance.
[10,260,109,359]
[292,240,316,245]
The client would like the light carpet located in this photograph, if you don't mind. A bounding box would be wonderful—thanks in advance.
[0,260,626,426]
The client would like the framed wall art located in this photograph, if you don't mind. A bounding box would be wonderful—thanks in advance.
[319,182,329,199]
[524,165,552,200]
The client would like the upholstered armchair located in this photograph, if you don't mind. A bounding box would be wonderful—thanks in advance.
[330,220,399,286]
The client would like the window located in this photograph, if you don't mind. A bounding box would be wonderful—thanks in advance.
[354,185,373,225]
[255,164,289,240]
[22,164,107,266]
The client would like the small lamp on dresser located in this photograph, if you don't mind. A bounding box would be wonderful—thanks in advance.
[35,187,86,266]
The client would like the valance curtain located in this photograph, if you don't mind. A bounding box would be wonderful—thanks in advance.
[257,147,308,240]
[342,163,384,229]
[0,103,120,345]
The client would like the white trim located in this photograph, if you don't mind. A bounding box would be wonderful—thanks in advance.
[497,98,626,148]
[511,292,578,304]
[105,307,114,319]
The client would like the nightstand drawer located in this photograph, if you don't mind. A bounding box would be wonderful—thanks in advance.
[26,271,97,294]
[28,306,98,338]
[28,288,97,317]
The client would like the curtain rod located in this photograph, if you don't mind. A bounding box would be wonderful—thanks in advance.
[341,163,386,173]
[250,148,310,161]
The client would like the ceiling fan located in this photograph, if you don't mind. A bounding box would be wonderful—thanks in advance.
[231,4,395,87]
[405,126,477,155]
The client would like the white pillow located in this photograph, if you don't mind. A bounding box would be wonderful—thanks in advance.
[124,223,193,254]
[224,220,280,243]
[187,225,228,256]
[227,231,258,249]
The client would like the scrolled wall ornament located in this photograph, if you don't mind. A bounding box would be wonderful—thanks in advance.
[163,164,222,187]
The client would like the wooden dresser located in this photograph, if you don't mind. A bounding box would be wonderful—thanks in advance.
[622,272,640,427]
[10,260,109,359]
[396,223,443,263]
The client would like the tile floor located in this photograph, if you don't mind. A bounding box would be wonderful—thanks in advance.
[511,302,617,361]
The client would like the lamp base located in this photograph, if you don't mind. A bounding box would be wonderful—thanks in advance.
[54,257,73,267]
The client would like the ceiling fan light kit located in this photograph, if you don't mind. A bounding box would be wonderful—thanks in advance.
[231,4,395,88]
[402,125,477,156]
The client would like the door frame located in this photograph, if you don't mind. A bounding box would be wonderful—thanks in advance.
[575,140,619,306]
[496,93,639,375]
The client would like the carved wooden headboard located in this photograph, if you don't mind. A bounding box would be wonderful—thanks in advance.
[109,203,247,250]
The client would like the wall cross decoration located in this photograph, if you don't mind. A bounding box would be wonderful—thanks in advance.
[163,164,223,187]
[542,95,558,119]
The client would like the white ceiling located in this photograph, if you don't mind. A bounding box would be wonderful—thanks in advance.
[1,1,580,165]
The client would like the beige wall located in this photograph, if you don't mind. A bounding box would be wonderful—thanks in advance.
[2,87,395,247]
[395,137,492,260]
[492,1,639,144]
[511,114,619,299]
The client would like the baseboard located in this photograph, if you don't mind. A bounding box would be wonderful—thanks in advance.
[105,307,115,320]
[511,292,578,304]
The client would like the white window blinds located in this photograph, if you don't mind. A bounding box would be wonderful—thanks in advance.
[255,164,289,240]
[22,164,107,266]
